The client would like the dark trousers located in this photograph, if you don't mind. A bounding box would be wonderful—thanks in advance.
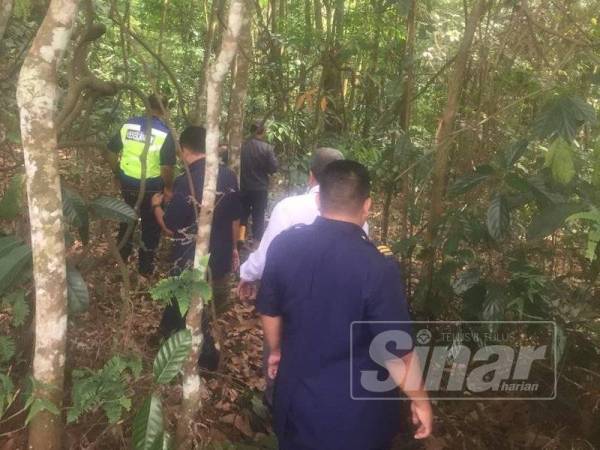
[117,186,161,275]
[240,189,268,241]
[160,275,231,372]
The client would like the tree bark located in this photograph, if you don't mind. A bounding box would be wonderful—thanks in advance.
[398,0,417,295]
[193,0,224,125]
[176,0,244,448]
[0,0,13,43]
[16,0,79,448]
[227,4,252,178]
[421,0,487,292]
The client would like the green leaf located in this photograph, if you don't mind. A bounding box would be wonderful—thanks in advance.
[592,147,600,188]
[153,329,192,384]
[502,139,529,168]
[452,269,480,295]
[584,227,600,260]
[448,165,495,197]
[3,289,29,327]
[0,242,32,295]
[0,173,25,220]
[545,138,576,185]
[150,268,211,316]
[68,355,140,425]
[25,397,60,425]
[62,186,89,244]
[90,196,136,222]
[0,373,15,418]
[149,432,173,450]
[482,284,506,321]
[534,95,596,142]
[0,336,15,363]
[67,265,89,314]
[0,236,22,255]
[132,394,164,450]
[527,203,587,239]
[486,194,510,241]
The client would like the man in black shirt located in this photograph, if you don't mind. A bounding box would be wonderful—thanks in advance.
[152,126,241,337]
[240,121,278,242]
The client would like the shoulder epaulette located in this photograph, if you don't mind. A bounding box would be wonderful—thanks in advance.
[377,245,394,257]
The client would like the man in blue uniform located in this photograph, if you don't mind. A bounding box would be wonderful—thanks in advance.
[151,126,241,340]
[256,160,433,449]
[105,94,176,275]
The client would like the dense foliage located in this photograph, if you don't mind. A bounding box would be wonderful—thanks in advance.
[1,0,599,448]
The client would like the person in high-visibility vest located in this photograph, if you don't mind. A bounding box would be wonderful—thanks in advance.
[104,94,176,275]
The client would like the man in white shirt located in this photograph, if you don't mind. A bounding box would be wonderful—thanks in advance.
[238,147,345,299]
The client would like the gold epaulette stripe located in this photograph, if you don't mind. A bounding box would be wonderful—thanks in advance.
[377,245,394,256]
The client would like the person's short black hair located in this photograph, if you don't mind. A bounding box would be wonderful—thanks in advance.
[319,160,370,214]
[180,126,206,153]
[148,94,169,112]
[250,120,265,135]
[310,147,344,183]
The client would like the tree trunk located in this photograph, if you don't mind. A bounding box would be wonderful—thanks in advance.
[420,0,487,293]
[398,0,417,295]
[176,0,244,447]
[16,0,79,448]
[193,0,224,125]
[0,0,13,43]
[227,4,252,178]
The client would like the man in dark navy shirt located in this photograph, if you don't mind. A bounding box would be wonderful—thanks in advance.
[151,126,241,336]
[239,121,278,242]
[256,161,433,450]
[104,94,176,275]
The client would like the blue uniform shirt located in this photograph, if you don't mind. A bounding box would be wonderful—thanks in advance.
[163,159,241,278]
[257,216,413,450]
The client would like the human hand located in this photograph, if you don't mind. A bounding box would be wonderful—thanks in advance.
[411,399,433,439]
[151,193,163,208]
[232,249,240,272]
[163,187,173,203]
[267,349,281,380]
[237,279,257,301]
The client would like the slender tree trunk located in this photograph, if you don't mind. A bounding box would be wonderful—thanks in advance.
[0,0,13,43]
[193,0,224,125]
[157,0,170,57]
[16,0,79,448]
[314,0,322,35]
[176,0,244,447]
[421,0,487,292]
[398,0,417,294]
[227,5,252,178]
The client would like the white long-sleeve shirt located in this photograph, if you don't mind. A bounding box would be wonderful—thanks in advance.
[240,185,368,281]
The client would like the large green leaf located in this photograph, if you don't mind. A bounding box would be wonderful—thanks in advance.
[153,329,192,384]
[0,236,23,255]
[502,139,529,169]
[0,174,25,220]
[62,186,89,244]
[482,284,506,321]
[0,241,32,295]
[527,203,587,239]
[486,194,510,241]
[545,138,576,185]
[132,394,164,450]
[90,196,136,222]
[67,265,89,314]
[448,165,494,197]
[452,269,480,296]
[534,95,596,142]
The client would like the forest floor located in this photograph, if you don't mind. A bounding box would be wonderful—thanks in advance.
[0,146,599,449]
